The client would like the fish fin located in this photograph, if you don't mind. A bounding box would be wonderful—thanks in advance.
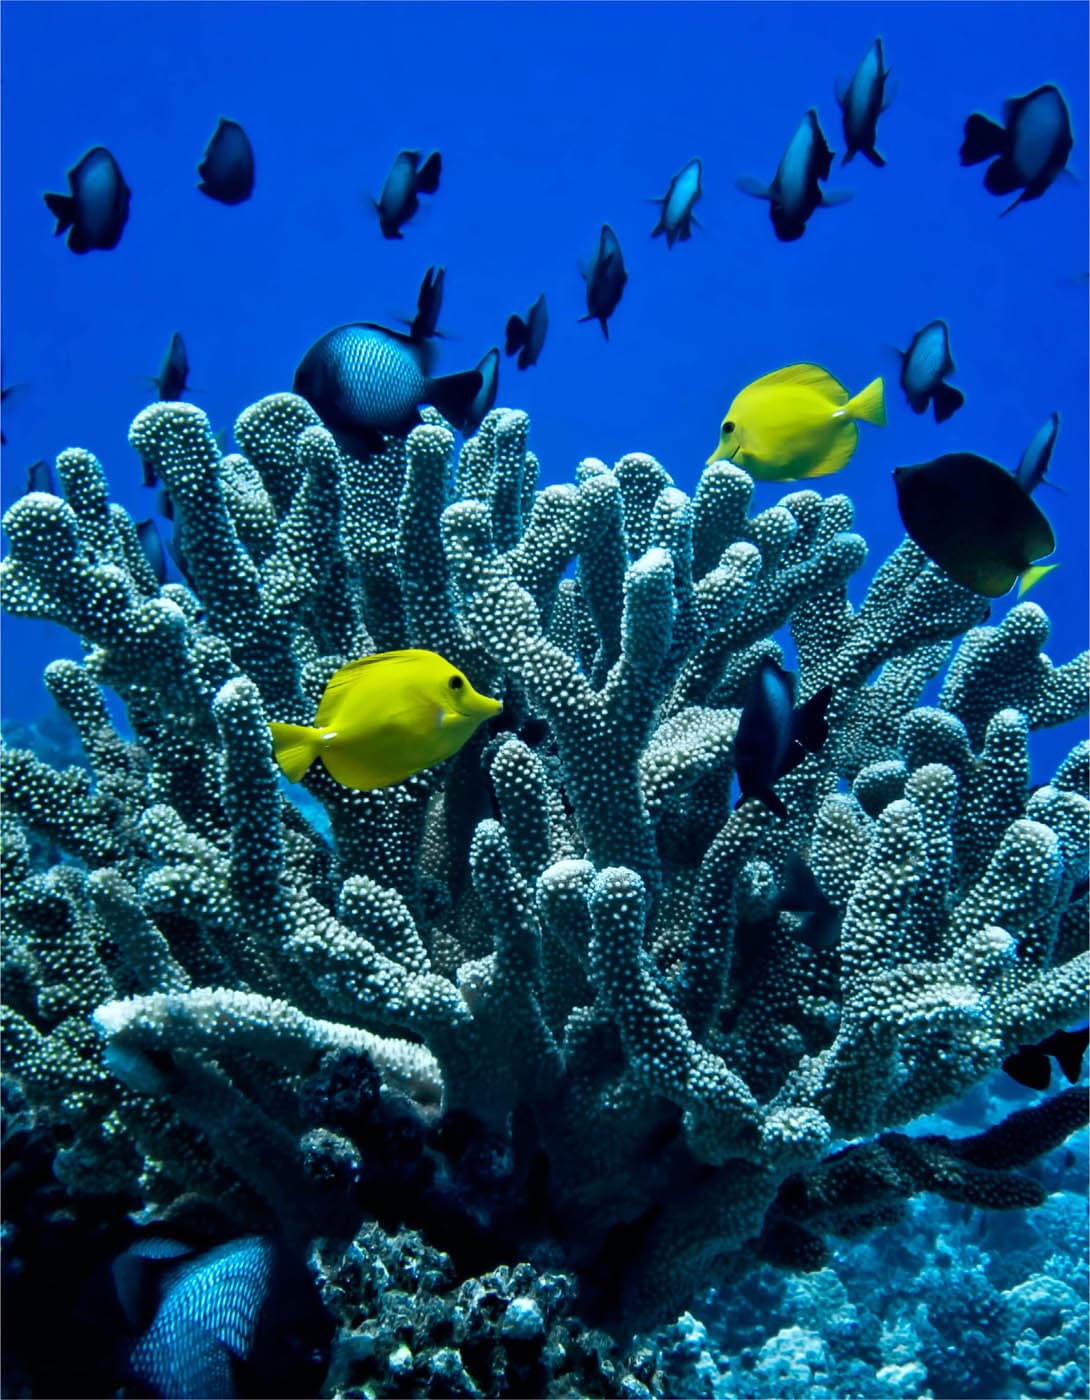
[820,188,854,206]
[599,316,610,340]
[735,175,771,200]
[999,189,1028,217]
[862,146,886,168]
[881,77,897,110]
[1018,562,1058,596]
[847,376,886,426]
[1002,1048,1051,1091]
[804,421,858,478]
[761,790,789,819]
[1050,1028,1089,1084]
[756,363,851,404]
[984,155,1023,196]
[504,314,527,356]
[43,191,75,235]
[791,684,833,756]
[427,367,484,430]
[841,148,856,166]
[960,112,1007,166]
[269,722,321,783]
[834,75,849,108]
[416,150,442,194]
[931,381,964,423]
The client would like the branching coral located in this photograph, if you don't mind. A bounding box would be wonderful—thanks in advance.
[2,394,1086,1331]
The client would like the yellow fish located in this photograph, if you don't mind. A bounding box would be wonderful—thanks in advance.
[706,363,886,481]
[269,649,502,790]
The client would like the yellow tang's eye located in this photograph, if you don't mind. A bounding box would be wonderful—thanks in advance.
[448,674,464,691]
[722,419,735,435]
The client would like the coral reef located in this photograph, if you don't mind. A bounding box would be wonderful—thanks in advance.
[2,394,1087,1365]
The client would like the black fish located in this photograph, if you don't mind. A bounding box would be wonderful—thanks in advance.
[736,109,851,241]
[1003,1025,1089,1091]
[837,38,893,167]
[1014,412,1060,494]
[897,320,964,422]
[374,149,441,239]
[778,853,843,949]
[960,84,1074,215]
[43,146,131,252]
[293,321,482,456]
[25,460,56,494]
[154,331,189,401]
[464,347,500,433]
[893,452,1056,597]
[505,293,548,369]
[734,657,832,817]
[579,224,627,339]
[409,266,445,342]
[651,158,703,247]
[136,519,167,584]
[197,118,255,205]
[117,1235,331,1400]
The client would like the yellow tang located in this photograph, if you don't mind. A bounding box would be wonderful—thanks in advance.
[269,649,502,790]
[707,363,886,481]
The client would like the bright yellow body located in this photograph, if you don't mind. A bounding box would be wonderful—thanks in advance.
[707,363,885,481]
[269,649,502,790]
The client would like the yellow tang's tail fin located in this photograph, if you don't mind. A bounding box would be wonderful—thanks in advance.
[1018,562,1059,597]
[269,722,321,782]
[848,376,886,427]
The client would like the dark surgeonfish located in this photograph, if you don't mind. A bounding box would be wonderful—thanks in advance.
[1014,412,1060,494]
[1003,1024,1089,1091]
[25,459,56,494]
[734,657,833,817]
[154,331,189,400]
[464,346,500,433]
[505,293,548,369]
[43,146,131,252]
[115,1234,332,1400]
[960,84,1074,215]
[293,322,482,456]
[777,852,843,950]
[579,224,627,338]
[837,38,893,166]
[736,109,851,241]
[136,519,167,584]
[651,157,703,246]
[409,266,445,342]
[897,319,964,422]
[893,452,1057,597]
[197,118,255,205]
[375,149,441,239]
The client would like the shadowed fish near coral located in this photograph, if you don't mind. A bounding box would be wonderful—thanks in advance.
[736,109,852,241]
[777,852,843,949]
[24,459,55,494]
[464,347,500,432]
[197,117,255,205]
[1003,1024,1089,1091]
[734,657,832,817]
[408,265,446,343]
[269,649,502,789]
[43,146,131,252]
[650,157,703,246]
[893,452,1058,596]
[153,331,189,401]
[837,37,893,167]
[505,293,548,369]
[960,84,1074,214]
[707,363,885,480]
[374,149,441,238]
[896,319,964,422]
[579,224,627,338]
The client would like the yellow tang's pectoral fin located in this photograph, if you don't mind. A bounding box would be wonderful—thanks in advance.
[269,722,321,783]
[801,420,859,478]
[1018,562,1059,597]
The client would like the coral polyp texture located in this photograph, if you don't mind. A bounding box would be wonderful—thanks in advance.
[2,396,1087,1336]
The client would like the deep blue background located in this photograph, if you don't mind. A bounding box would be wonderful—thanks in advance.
[2,1,1086,778]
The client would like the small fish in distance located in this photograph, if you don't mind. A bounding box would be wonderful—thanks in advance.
[736,109,852,241]
[651,157,703,246]
[1003,1024,1089,1091]
[734,657,832,818]
[269,649,502,789]
[837,38,893,167]
[897,319,964,422]
[293,321,483,457]
[893,452,1057,597]
[43,146,131,252]
[707,363,885,481]
[375,149,441,239]
[960,84,1073,215]
[25,460,56,495]
[1014,412,1060,494]
[197,117,255,204]
[505,293,548,369]
[154,331,189,401]
[136,519,167,585]
[464,347,500,433]
[579,224,627,338]
[410,266,445,342]
[777,852,843,949]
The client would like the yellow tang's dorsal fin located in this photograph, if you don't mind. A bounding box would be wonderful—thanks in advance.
[314,649,444,729]
[752,362,850,405]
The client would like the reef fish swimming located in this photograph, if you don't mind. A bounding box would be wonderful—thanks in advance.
[736,109,851,241]
[960,84,1074,215]
[1014,411,1060,494]
[464,346,500,432]
[293,321,483,456]
[893,451,1057,597]
[837,37,893,167]
[897,319,964,422]
[707,363,885,481]
[734,657,832,817]
[154,331,189,401]
[375,149,441,239]
[650,157,703,246]
[505,293,549,369]
[43,146,131,252]
[1003,1025,1089,1091]
[269,649,503,789]
[197,117,255,205]
[579,224,627,338]
[409,265,445,343]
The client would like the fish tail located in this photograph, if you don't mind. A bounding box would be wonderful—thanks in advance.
[504,314,527,356]
[43,191,75,235]
[862,146,886,168]
[416,150,442,193]
[931,381,965,423]
[960,113,1007,166]
[848,376,886,427]
[269,722,321,782]
[427,368,485,431]
[1018,562,1058,596]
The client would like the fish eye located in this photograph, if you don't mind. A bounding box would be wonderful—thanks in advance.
[723,420,735,434]
[448,674,464,690]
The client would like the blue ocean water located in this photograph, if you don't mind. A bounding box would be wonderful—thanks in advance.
[1,4,1087,1397]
